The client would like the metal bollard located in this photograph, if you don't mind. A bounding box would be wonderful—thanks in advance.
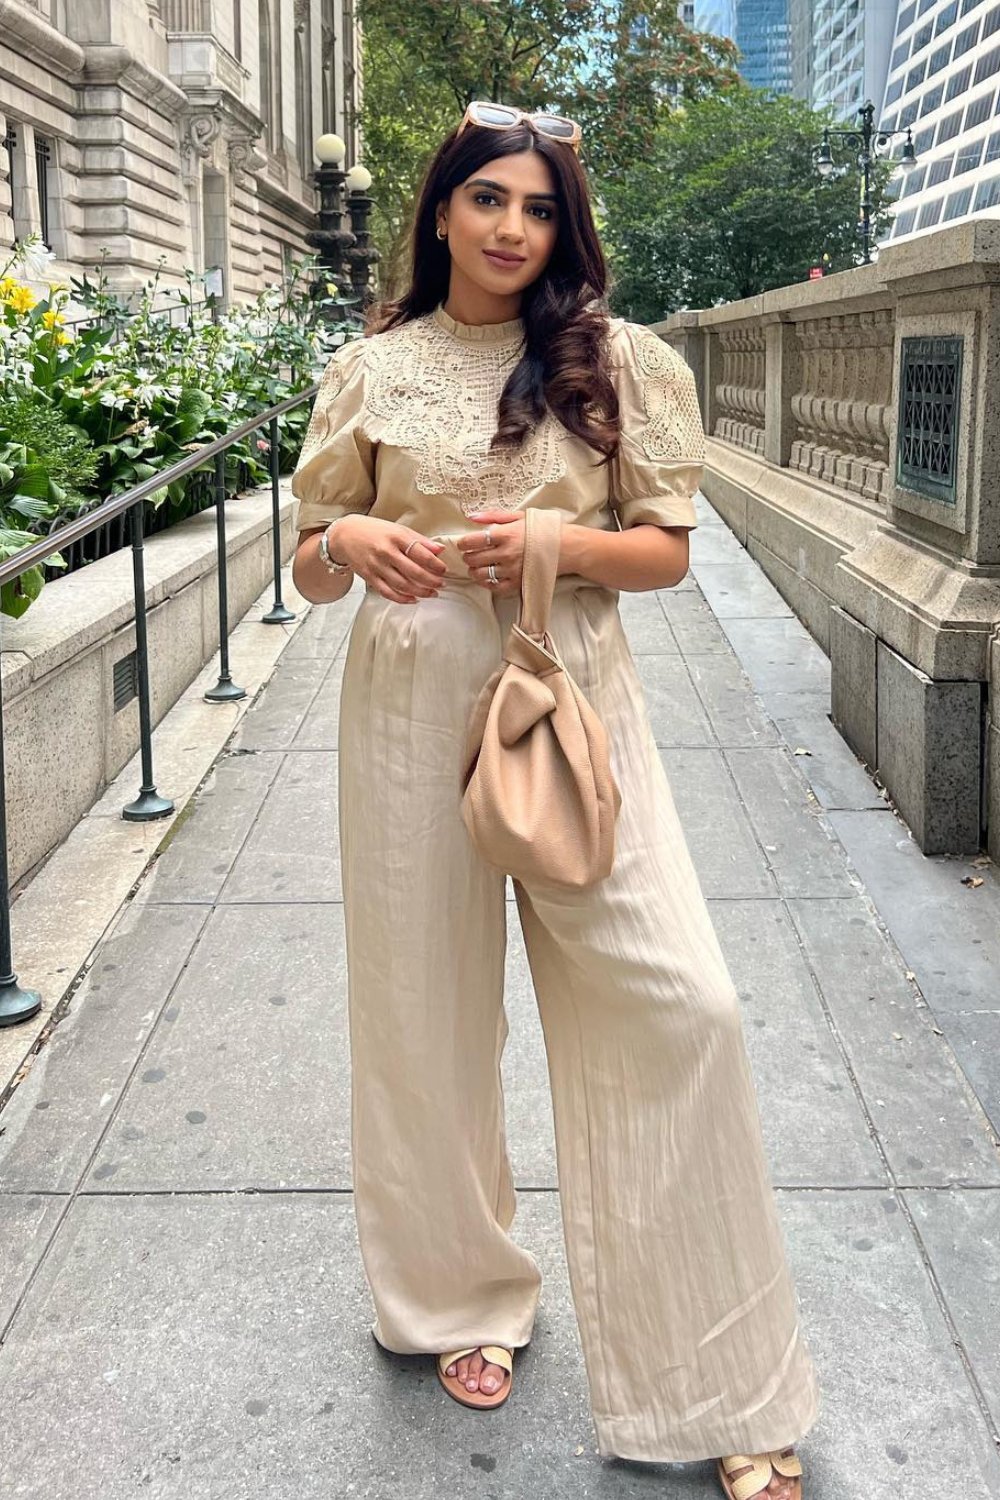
[262,414,295,625]
[123,499,175,821]
[205,451,247,703]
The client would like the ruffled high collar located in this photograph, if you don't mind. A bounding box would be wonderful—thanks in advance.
[432,302,524,345]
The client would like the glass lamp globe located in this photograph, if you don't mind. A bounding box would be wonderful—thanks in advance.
[346,164,373,193]
[315,133,346,166]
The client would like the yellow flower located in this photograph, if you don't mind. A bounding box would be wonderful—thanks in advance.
[7,285,37,314]
[55,330,73,346]
[0,275,16,296]
[42,308,65,329]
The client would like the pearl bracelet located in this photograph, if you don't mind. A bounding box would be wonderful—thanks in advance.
[318,519,353,575]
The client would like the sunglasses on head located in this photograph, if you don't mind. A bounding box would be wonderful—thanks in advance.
[456,100,582,154]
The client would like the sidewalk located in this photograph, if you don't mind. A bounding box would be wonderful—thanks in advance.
[1,494,999,1499]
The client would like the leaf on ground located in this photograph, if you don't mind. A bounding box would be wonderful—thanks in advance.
[961,876,984,888]
[793,745,812,756]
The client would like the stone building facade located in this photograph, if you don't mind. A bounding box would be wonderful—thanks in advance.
[0,0,363,302]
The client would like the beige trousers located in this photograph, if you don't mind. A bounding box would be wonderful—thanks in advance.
[337,557,821,1463]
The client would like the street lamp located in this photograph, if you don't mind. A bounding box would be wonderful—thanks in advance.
[816,99,918,265]
[307,131,359,322]
[344,163,381,311]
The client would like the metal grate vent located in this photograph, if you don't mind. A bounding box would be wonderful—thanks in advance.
[897,335,962,505]
[113,652,138,712]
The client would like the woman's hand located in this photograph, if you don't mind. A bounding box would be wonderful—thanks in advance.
[455,509,526,599]
[333,516,447,604]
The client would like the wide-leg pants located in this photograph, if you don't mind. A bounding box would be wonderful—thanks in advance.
[336,551,821,1463]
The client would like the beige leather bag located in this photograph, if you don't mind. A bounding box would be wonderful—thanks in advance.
[460,507,622,890]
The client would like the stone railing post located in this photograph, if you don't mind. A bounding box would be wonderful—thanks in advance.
[763,317,800,469]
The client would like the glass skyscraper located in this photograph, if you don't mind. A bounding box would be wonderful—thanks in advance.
[882,0,1000,242]
[734,0,793,93]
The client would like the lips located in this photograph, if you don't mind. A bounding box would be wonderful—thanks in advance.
[483,250,526,264]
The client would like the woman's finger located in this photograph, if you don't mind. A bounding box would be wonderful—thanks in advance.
[384,562,437,597]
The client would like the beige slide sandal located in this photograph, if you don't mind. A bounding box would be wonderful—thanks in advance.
[436,1345,514,1410]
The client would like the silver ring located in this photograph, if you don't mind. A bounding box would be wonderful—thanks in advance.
[403,538,420,557]
[487,562,500,585]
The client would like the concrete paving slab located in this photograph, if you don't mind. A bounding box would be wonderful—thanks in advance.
[293,657,347,751]
[685,653,781,749]
[220,751,340,904]
[659,589,733,655]
[136,752,283,905]
[710,900,885,1187]
[634,655,714,747]
[762,693,885,812]
[826,809,1000,1132]
[2,1188,996,1499]
[689,524,750,566]
[718,616,832,697]
[0,904,208,1195]
[86,903,352,1193]
[0,1193,605,1500]
[660,749,775,899]
[229,656,332,751]
[615,589,680,654]
[0,1193,67,1331]
[787,897,1000,1187]
[725,748,856,899]
[782,1188,1000,1499]
[280,586,360,660]
[905,1187,1000,1428]
[689,560,794,620]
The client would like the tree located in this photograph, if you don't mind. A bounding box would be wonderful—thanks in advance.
[357,0,740,290]
[600,89,897,321]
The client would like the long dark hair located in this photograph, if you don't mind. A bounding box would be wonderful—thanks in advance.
[365,121,620,466]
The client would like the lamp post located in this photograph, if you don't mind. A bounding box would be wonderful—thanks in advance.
[816,99,918,264]
[344,163,380,312]
[307,132,359,321]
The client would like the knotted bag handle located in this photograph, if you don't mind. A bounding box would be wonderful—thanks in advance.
[513,507,562,643]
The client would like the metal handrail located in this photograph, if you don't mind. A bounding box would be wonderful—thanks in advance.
[0,379,320,1030]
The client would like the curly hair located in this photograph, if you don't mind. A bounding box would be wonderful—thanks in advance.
[363,119,620,469]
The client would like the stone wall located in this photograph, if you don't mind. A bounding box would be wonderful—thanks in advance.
[656,219,1000,859]
[1,486,299,888]
[0,0,363,302]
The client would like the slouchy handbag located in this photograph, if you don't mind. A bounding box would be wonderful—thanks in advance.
[459,507,622,890]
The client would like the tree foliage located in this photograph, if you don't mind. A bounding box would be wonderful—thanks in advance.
[601,89,897,320]
[356,0,740,290]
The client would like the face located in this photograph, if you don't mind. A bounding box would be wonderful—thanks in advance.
[436,149,561,300]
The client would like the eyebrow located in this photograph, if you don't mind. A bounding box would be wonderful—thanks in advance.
[465,177,559,202]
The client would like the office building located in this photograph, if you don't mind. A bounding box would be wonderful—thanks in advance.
[881,0,1000,242]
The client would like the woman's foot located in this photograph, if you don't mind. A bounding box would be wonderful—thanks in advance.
[717,1447,802,1499]
[444,1347,510,1398]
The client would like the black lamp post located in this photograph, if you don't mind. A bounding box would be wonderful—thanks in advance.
[306,132,360,322]
[816,99,918,264]
[344,164,381,312]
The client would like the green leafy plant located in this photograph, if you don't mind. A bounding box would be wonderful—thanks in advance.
[0,236,356,617]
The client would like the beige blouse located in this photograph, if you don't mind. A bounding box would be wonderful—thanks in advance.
[291,302,705,552]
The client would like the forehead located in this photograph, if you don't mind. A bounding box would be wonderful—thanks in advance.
[461,151,558,197]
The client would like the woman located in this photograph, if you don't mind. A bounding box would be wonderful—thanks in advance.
[290,102,820,1500]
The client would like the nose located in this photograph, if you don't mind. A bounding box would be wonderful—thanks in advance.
[496,205,527,242]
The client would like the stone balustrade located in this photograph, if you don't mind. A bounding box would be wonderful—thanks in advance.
[654,219,1000,861]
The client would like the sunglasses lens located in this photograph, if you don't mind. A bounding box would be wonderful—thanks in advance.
[532,115,576,140]
[472,104,520,127]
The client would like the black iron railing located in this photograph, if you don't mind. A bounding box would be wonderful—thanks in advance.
[0,382,319,1029]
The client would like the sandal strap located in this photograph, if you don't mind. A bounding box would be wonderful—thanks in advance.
[437,1345,513,1377]
[479,1345,513,1374]
[720,1453,774,1500]
[769,1448,802,1478]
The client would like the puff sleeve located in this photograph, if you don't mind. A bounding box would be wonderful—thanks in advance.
[291,337,376,531]
[609,321,705,531]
